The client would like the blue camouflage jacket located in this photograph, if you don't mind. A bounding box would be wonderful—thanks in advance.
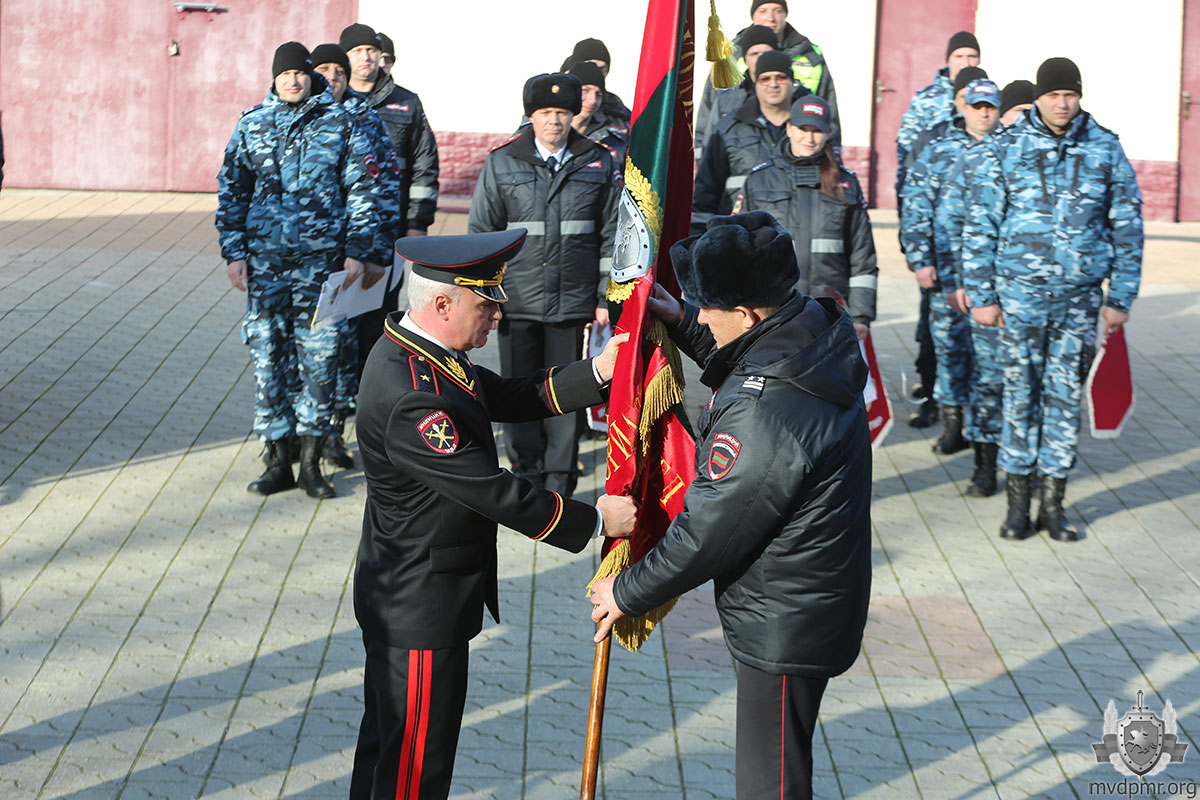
[216,79,380,264]
[343,89,402,264]
[961,108,1144,312]
[899,117,977,288]
[895,67,954,198]
[932,139,988,292]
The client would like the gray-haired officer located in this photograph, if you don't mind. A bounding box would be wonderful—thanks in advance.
[468,73,620,497]
[352,229,636,800]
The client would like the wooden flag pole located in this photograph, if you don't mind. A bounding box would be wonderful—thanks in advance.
[580,629,613,799]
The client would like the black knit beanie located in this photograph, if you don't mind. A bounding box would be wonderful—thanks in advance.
[1035,57,1082,97]
[572,38,611,66]
[568,61,606,92]
[754,50,793,80]
[750,0,788,16]
[738,25,778,52]
[377,32,395,56]
[946,31,980,59]
[310,43,350,76]
[272,42,313,79]
[999,80,1035,116]
[339,23,380,52]
[953,66,988,95]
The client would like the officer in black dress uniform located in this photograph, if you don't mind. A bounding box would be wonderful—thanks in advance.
[350,228,636,800]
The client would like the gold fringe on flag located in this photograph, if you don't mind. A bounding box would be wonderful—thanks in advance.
[587,540,679,652]
[706,0,740,89]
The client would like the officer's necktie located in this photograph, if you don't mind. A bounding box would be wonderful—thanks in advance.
[545,155,558,174]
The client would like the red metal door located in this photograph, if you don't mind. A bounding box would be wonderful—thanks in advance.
[868,0,978,208]
[0,1,359,192]
[1180,0,1200,220]
[0,0,170,189]
[165,0,358,192]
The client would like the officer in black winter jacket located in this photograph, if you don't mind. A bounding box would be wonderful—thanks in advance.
[339,23,440,381]
[468,73,620,497]
[736,96,877,334]
[591,211,872,800]
[692,50,796,233]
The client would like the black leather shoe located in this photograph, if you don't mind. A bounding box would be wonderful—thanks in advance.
[1000,473,1035,540]
[248,438,296,495]
[1036,476,1080,542]
[907,401,939,428]
[297,436,336,499]
[966,442,999,497]
[932,405,970,454]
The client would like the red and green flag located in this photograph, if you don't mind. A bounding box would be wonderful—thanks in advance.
[589,0,699,652]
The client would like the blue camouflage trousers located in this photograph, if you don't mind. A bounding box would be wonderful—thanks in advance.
[930,289,973,407]
[290,316,359,415]
[997,280,1103,478]
[242,253,342,441]
[965,320,1003,444]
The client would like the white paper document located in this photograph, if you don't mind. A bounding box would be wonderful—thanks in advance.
[311,265,392,330]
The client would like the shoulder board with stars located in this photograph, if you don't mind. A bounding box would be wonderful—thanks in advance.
[489,133,522,152]
[384,319,477,396]
[739,375,766,398]
[408,355,440,394]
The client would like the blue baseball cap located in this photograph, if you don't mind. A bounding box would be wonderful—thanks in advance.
[964,78,1000,108]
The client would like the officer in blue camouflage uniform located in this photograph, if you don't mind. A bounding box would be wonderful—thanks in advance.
[900,75,998,459]
[931,82,1005,497]
[895,32,981,428]
[216,42,381,500]
[311,42,402,470]
[962,58,1143,542]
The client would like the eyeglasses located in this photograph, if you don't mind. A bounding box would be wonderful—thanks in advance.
[757,75,790,86]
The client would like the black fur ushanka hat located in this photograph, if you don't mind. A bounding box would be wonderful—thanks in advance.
[670,211,799,310]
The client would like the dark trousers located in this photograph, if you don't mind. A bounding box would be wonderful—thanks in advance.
[915,286,937,394]
[350,636,469,800]
[497,319,585,492]
[355,283,402,390]
[735,660,828,800]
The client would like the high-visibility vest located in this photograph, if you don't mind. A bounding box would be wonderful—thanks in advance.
[735,44,825,96]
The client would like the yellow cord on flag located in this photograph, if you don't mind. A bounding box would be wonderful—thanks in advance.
[588,540,679,652]
[706,0,740,89]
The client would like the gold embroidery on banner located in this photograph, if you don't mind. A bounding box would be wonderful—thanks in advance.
[623,162,663,246]
[606,277,637,303]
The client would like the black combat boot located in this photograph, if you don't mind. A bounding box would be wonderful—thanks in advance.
[323,414,354,469]
[1036,476,1080,542]
[907,400,939,428]
[999,473,1035,540]
[248,438,296,495]
[932,405,970,454]
[297,436,336,499]
[966,442,999,497]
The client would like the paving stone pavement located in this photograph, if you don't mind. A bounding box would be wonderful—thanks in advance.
[1,189,1199,800]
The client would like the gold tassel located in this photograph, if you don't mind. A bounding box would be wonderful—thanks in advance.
[587,540,680,652]
[706,0,740,89]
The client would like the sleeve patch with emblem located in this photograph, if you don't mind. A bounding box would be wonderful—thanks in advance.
[417,411,458,454]
[708,432,742,479]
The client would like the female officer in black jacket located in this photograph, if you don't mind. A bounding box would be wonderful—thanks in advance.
[735,95,877,338]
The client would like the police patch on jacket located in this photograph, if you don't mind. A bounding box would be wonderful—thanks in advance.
[418,411,458,454]
[708,432,742,479]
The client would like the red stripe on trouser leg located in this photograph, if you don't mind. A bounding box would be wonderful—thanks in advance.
[780,675,787,800]
[396,650,431,800]
[408,650,433,799]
